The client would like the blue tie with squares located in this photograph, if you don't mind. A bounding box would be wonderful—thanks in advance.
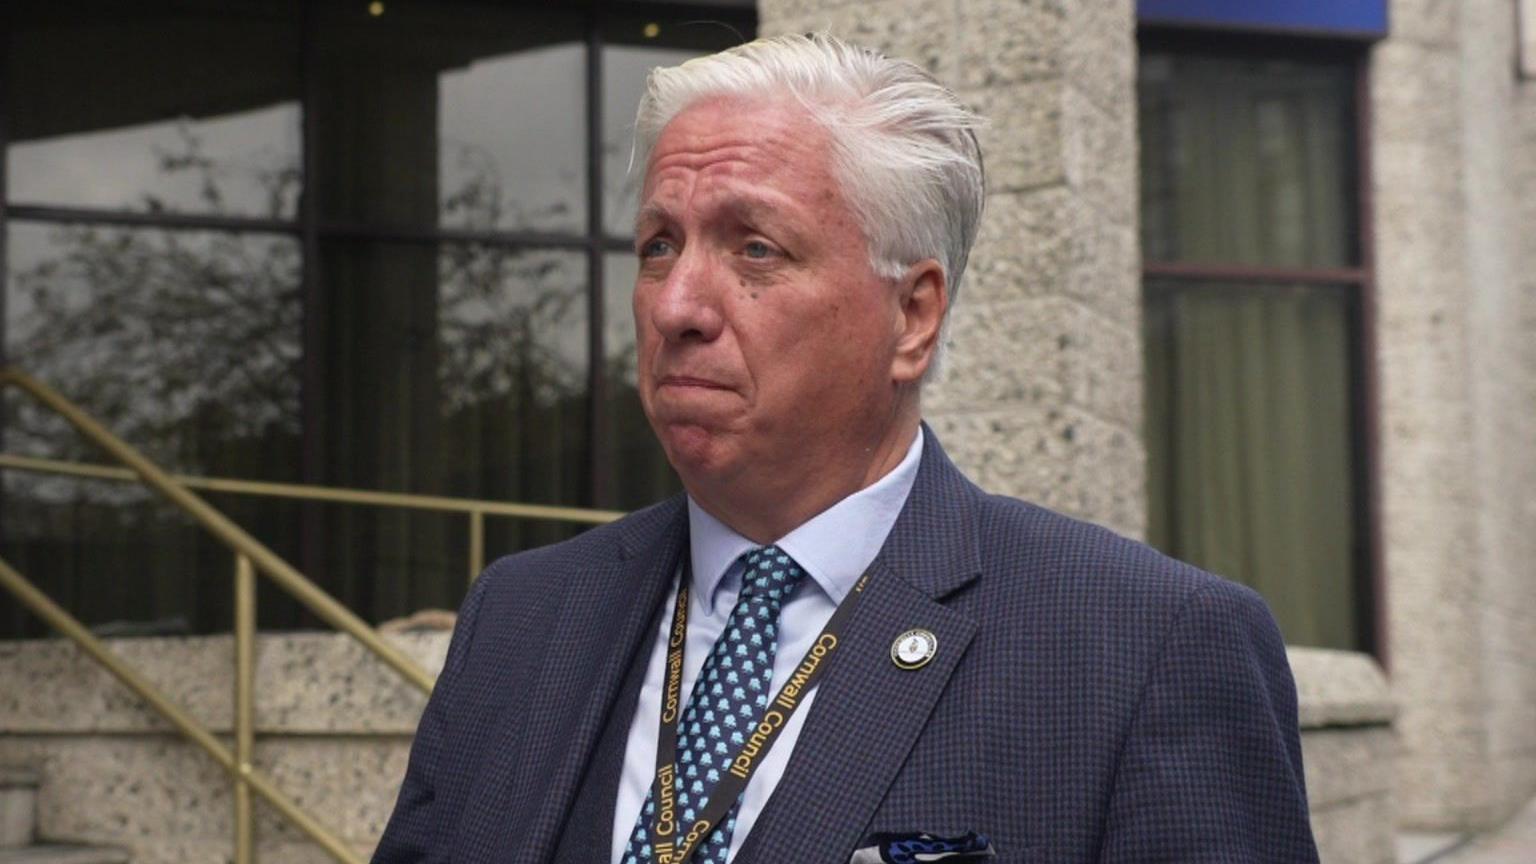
[620,545,808,864]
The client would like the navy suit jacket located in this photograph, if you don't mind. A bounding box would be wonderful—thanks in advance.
[374,430,1319,862]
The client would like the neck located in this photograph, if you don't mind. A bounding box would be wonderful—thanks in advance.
[685,411,921,545]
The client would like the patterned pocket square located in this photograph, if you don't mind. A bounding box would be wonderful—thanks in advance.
[849,831,997,863]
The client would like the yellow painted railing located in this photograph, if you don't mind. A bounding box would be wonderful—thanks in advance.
[0,367,625,863]
[0,452,626,583]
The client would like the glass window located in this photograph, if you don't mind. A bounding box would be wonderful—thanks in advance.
[603,44,706,237]
[0,1,751,638]
[4,222,303,637]
[311,2,586,232]
[602,252,680,510]
[1139,53,1356,268]
[6,222,301,469]
[440,44,586,232]
[312,239,588,621]
[1138,44,1370,651]
[5,2,303,218]
[1144,280,1362,649]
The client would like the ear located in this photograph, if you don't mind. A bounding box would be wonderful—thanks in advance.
[890,259,948,384]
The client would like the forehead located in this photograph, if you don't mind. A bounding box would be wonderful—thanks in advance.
[640,95,838,205]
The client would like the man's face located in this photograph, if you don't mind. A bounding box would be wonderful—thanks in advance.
[632,95,906,492]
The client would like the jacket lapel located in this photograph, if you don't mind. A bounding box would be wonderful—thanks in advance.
[733,428,985,863]
[467,498,688,864]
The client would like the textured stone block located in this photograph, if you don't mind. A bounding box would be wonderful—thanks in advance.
[1309,793,1396,864]
[963,187,1073,306]
[1059,0,1135,118]
[1384,0,1461,47]
[0,632,449,735]
[1393,703,1497,830]
[967,191,1141,337]
[1301,726,1397,809]
[928,403,1144,536]
[1061,198,1140,327]
[954,0,1064,89]
[926,298,1068,417]
[251,738,413,844]
[757,0,865,22]
[1288,648,1395,729]
[1062,86,1136,227]
[0,767,36,847]
[0,734,406,864]
[961,80,1067,193]
[1050,297,1142,429]
[762,0,961,83]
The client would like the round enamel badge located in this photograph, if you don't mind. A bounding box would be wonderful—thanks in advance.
[891,628,938,670]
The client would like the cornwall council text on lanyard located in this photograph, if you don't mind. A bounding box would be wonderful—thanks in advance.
[647,555,873,864]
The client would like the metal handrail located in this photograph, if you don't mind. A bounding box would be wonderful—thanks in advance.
[0,553,363,864]
[0,367,620,862]
[0,367,434,694]
[0,451,627,582]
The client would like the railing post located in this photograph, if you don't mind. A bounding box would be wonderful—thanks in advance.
[235,554,256,864]
[468,509,485,584]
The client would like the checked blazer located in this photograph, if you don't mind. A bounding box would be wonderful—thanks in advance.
[373,428,1320,863]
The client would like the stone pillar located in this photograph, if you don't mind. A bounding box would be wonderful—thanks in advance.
[1291,649,1397,864]
[757,0,1146,538]
[1373,0,1536,831]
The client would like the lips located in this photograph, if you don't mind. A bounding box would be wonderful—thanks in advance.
[657,375,733,391]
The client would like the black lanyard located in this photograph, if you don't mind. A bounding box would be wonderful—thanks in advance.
[646,556,873,864]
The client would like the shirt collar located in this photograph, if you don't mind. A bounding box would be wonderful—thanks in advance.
[686,427,925,612]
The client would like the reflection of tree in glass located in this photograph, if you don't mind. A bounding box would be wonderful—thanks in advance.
[437,137,589,417]
[148,122,303,218]
[6,125,303,512]
[8,125,598,504]
[440,138,576,232]
[437,244,584,413]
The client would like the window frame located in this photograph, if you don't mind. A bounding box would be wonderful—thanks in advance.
[1136,26,1384,661]
[0,0,756,508]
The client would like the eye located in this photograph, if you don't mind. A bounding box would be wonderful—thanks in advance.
[743,240,775,260]
[639,237,675,259]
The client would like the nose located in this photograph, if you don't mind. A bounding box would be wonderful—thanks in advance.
[645,246,725,344]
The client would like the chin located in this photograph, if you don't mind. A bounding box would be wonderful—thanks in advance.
[656,421,737,479]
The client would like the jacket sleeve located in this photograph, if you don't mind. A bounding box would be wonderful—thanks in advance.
[1098,579,1320,863]
[371,571,492,864]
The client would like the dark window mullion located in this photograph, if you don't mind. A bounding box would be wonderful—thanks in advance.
[1143,260,1367,287]
[1351,55,1383,663]
[315,222,590,252]
[299,0,325,596]
[586,16,609,508]
[6,205,300,237]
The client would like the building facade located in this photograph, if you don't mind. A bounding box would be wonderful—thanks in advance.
[0,0,1533,858]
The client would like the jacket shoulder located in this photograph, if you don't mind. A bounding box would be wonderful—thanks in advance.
[970,492,1269,622]
[474,495,684,592]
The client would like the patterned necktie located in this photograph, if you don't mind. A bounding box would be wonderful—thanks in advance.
[621,545,808,864]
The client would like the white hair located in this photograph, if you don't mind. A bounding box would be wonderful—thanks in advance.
[631,33,986,375]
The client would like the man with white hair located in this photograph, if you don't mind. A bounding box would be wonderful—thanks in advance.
[374,34,1318,864]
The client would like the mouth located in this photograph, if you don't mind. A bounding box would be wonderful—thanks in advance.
[657,375,732,391]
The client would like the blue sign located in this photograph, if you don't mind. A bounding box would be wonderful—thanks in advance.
[1138,0,1388,38]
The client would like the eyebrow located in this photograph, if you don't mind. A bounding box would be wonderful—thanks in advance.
[633,194,803,243]
[633,202,673,238]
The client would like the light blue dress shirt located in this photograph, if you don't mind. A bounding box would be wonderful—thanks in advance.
[609,429,925,863]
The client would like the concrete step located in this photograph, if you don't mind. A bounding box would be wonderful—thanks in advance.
[0,766,38,848]
[0,846,131,864]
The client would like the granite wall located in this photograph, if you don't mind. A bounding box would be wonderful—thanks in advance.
[0,632,446,863]
[758,0,1147,539]
[0,635,1393,862]
[1292,649,1399,864]
[1372,0,1536,830]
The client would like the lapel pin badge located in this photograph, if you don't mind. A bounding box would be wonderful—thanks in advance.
[891,628,938,670]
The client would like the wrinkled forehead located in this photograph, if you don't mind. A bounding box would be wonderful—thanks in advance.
[639,93,835,193]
